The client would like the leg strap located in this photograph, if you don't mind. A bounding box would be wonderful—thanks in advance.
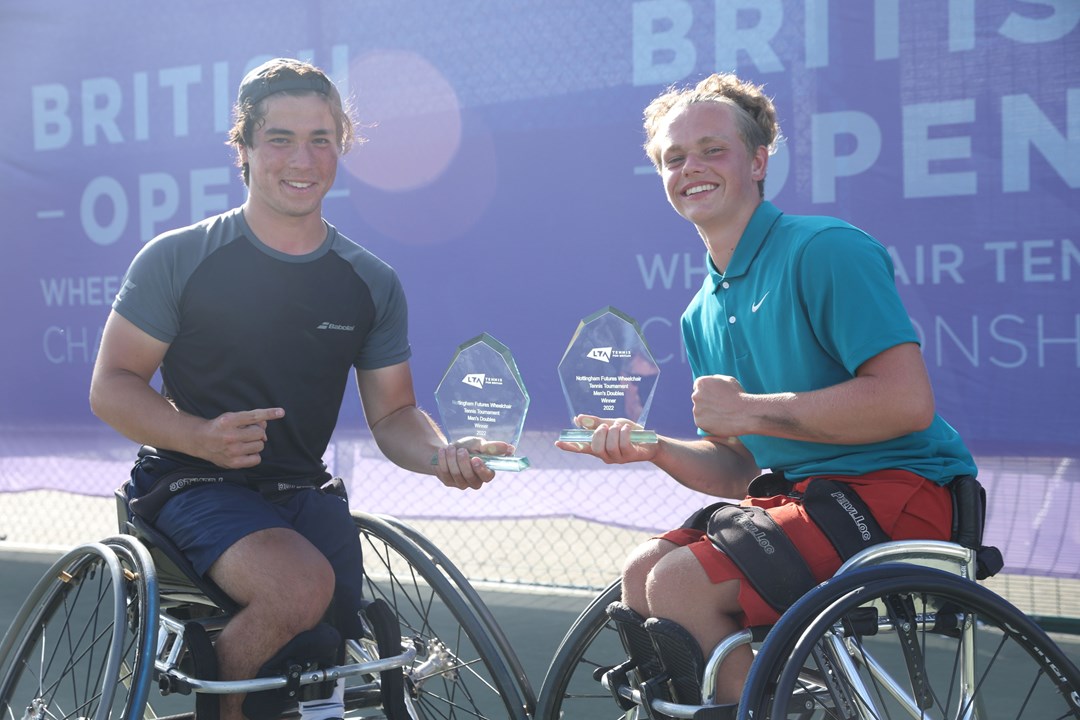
[183,622,220,720]
[706,505,817,614]
[241,623,342,719]
[707,485,892,615]
[801,479,889,561]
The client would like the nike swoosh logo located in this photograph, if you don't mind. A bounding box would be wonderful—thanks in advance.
[752,291,770,313]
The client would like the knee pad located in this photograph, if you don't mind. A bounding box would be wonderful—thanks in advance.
[241,622,342,719]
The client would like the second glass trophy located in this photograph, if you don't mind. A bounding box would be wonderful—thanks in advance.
[435,333,531,471]
[557,306,660,444]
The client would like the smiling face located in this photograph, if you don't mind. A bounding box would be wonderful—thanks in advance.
[655,100,767,240]
[240,92,340,226]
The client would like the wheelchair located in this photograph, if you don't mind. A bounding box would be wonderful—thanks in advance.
[536,506,1080,718]
[0,488,535,720]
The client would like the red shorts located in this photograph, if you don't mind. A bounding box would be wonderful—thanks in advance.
[658,469,952,627]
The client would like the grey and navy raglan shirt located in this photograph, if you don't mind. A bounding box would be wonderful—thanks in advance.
[112,207,411,484]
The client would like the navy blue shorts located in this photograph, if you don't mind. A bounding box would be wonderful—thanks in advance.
[146,479,365,617]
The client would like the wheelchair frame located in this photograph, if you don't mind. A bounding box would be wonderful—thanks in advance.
[536,539,1080,720]
[0,510,535,720]
[4,511,1079,720]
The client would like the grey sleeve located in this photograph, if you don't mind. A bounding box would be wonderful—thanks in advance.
[355,260,412,370]
[111,234,186,343]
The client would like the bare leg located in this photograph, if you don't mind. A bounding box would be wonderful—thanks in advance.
[208,527,336,720]
[645,547,752,705]
[621,538,679,615]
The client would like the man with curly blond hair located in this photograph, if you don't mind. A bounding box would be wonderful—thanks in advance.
[558,73,976,712]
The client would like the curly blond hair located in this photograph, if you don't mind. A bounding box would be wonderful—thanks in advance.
[643,73,781,197]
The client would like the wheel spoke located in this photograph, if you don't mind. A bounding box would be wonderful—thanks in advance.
[751,566,1080,720]
[353,513,528,719]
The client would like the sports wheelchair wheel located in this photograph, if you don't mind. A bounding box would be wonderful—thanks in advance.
[353,512,531,720]
[372,513,537,715]
[739,564,1080,720]
[533,579,623,720]
[0,538,158,720]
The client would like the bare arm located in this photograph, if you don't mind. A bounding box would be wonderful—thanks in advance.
[89,310,283,468]
[554,343,932,496]
[556,417,759,499]
[692,342,935,444]
[356,363,509,490]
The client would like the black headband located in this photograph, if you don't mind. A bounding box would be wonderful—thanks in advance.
[237,68,333,107]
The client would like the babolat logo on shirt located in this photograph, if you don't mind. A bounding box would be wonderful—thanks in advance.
[316,322,356,331]
[829,490,874,541]
[586,347,632,363]
[462,373,503,389]
[116,279,137,303]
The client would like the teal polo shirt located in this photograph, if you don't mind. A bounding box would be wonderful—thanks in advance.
[681,202,976,483]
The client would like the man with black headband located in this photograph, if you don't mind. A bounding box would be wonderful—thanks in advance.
[91,57,510,720]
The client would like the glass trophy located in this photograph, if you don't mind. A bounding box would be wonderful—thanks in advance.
[435,333,531,471]
[557,307,660,444]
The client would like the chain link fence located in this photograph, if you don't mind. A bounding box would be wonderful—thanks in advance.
[1,430,1077,629]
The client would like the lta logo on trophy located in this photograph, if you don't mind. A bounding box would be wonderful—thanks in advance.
[462,373,503,390]
[586,347,632,363]
[586,348,612,362]
[462,373,486,389]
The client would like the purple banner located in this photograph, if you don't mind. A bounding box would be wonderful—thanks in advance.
[0,2,1077,576]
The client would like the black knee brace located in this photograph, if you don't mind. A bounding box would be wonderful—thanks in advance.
[241,622,342,719]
